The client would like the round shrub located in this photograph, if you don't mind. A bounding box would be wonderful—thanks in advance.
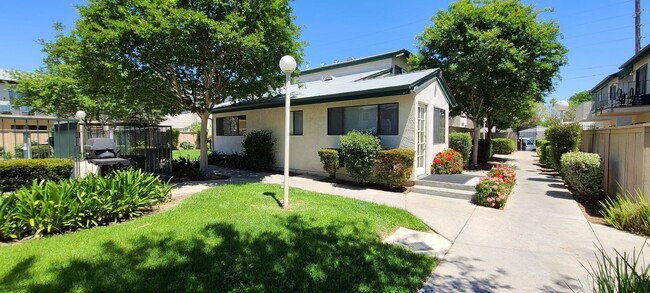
[180,141,195,150]
[242,130,276,170]
[545,123,581,171]
[432,149,464,174]
[491,138,516,154]
[475,176,511,209]
[340,131,381,183]
[476,164,517,209]
[560,152,603,197]
[449,132,472,166]
[317,149,339,179]
[373,148,415,188]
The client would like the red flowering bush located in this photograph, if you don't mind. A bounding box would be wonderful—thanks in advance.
[476,164,517,209]
[431,149,464,174]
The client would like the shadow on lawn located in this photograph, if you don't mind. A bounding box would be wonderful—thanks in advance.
[2,216,436,292]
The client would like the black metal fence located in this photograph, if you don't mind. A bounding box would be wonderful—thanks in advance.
[83,123,173,177]
[592,80,650,111]
[0,117,172,178]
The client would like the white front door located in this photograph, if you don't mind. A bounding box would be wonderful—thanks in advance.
[416,104,427,175]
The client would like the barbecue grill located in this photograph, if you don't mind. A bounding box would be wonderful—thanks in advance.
[84,138,130,174]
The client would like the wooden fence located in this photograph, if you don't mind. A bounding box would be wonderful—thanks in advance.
[581,123,650,198]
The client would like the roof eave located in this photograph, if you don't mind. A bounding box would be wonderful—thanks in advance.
[299,49,411,75]
[212,85,412,114]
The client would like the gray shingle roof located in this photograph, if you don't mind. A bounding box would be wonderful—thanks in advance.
[0,69,16,82]
[213,68,453,114]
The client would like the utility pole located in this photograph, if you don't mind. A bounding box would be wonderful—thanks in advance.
[636,0,642,53]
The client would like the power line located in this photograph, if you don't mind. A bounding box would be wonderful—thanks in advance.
[562,64,621,72]
[556,0,633,17]
[563,25,634,40]
[563,72,620,80]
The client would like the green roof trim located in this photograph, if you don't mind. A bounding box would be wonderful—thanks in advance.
[212,86,412,114]
[299,49,411,75]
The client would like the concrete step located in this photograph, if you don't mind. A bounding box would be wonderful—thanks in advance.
[411,185,475,200]
[414,179,476,191]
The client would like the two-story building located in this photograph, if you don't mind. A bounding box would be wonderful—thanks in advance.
[211,49,457,180]
[0,69,79,159]
[582,44,650,197]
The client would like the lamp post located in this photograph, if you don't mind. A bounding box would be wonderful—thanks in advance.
[279,55,296,209]
[554,100,569,124]
[75,110,87,158]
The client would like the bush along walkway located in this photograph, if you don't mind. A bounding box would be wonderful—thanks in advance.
[420,151,648,292]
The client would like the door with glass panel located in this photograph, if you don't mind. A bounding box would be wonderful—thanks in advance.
[416,104,427,175]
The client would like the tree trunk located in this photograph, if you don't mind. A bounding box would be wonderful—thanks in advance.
[472,123,480,166]
[198,111,210,173]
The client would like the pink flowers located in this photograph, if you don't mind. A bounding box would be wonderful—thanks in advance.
[475,163,517,209]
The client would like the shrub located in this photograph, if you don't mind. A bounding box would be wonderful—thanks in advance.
[560,152,603,197]
[373,149,415,188]
[476,164,517,209]
[180,141,195,150]
[340,130,381,183]
[317,149,339,179]
[491,138,516,154]
[545,123,581,171]
[0,170,171,240]
[584,244,650,293]
[431,149,464,174]
[208,152,246,169]
[242,130,276,170]
[0,159,74,191]
[14,144,52,159]
[478,139,493,163]
[537,139,550,161]
[449,132,472,166]
[601,189,650,237]
[171,129,180,150]
[545,145,555,169]
[172,157,203,180]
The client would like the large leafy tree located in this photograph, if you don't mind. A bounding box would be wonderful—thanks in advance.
[57,0,303,172]
[410,0,567,165]
[12,24,168,124]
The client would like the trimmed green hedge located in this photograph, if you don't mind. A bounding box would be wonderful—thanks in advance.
[450,132,472,166]
[0,159,74,191]
[536,139,549,160]
[492,138,516,154]
[340,131,381,183]
[560,152,603,197]
[317,149,339,179]
[373,149,415,188]
[545,123,581,171]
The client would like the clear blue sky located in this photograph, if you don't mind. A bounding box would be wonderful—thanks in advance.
[0,0,646,103]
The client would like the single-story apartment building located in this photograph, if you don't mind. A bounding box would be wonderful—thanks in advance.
[211,49,456,179]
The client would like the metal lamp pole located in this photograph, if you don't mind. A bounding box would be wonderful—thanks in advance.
[279,55,296,209]
[75,110,87,158]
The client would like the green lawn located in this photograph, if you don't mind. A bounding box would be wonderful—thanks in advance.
[0,183,437,292]
[172,149,200,160]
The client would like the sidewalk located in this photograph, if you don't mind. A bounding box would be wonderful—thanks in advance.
[171,152,647,292]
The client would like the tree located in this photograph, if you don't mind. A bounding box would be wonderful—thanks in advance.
[58,0,303,172]
[410,0,567,166]
[11,24,169,124]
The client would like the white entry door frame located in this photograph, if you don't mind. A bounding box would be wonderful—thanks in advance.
[416,103,427,176]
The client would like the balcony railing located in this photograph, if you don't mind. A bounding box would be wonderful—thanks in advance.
[592,80,650,112]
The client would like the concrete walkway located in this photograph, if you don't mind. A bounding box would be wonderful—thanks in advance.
[170,152,647,292]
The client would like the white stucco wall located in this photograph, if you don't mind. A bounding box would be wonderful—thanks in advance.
[212,80,449,180]
[414,80,450,177]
